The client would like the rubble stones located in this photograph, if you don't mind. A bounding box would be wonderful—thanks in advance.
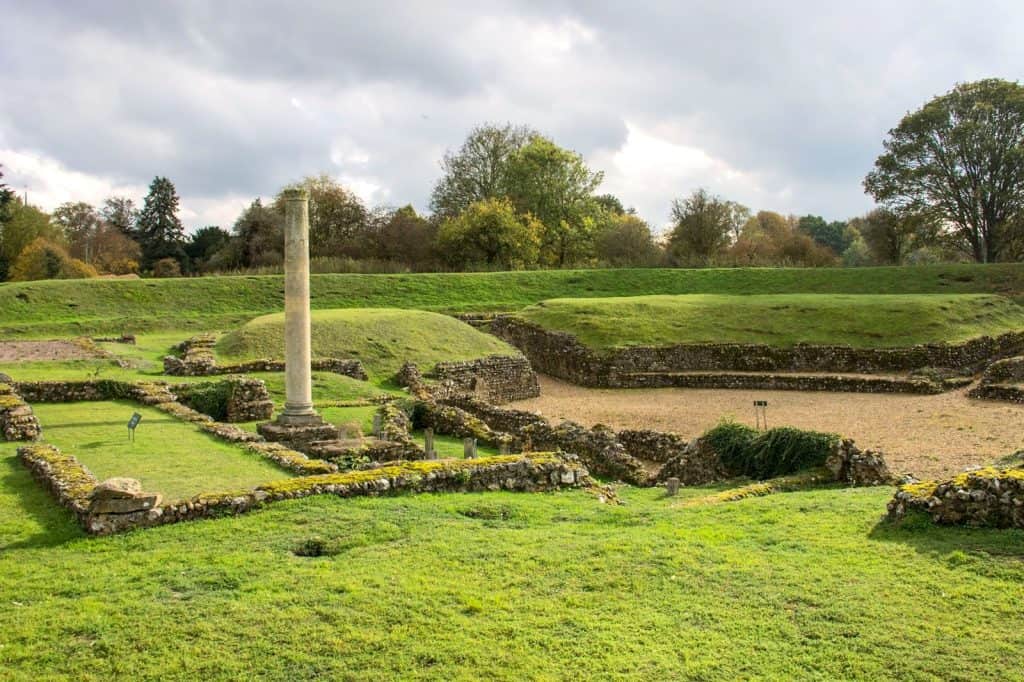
[888,467,1024,528]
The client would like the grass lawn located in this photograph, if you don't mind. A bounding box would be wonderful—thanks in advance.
[517,293,1024,349]
[216,308,517,379]
[2,263,1024,338]
[31,401,292,501]
[0,444,1022,680]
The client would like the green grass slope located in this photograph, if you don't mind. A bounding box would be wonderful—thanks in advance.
[517,293,1024,349]
[2,263,1024,337]
[1,446,1022,680]
[216,308,517,378]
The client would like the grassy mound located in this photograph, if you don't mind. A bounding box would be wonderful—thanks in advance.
[216,308,517,378]
[1,263,1023,337]
[516,293,1024,349]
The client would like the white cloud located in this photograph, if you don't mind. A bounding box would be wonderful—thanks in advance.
[0,148,146,213]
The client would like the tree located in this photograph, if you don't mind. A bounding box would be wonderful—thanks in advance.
[797,215,852,255]
[0,165,14,217]
[52,201,102,263]
[847,208,938,265]
[667,189,748,265]
[101,196,139,238]
[594,213,660,267]
[92,224,141,273]
[729,211,836,267]
[231,198,283,267]
[436,198,541,270]
[136,177,186,270]
[430,123,537,219]
[0,199,61,280]
[865,78,1024,262]
[367,205,437,268]
[185,226,232,270]
[276,174,367,257]
[9,237,97,281]
[505,136,604,267]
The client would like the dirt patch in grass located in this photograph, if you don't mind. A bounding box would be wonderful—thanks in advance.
[516,375,1024,480]
[0,340,102,362]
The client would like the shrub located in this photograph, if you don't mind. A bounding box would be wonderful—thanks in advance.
[152,257,182,278]
[61,258,99,279]
[106,257,139,275]
[9,238,69,281]
[703,421,838,479]
[176,381,233,420]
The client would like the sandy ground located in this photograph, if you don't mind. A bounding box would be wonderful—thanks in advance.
[0,340,100,362]
[515,375,1024,480]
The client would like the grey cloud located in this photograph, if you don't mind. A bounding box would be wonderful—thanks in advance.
[3,0,1024,228]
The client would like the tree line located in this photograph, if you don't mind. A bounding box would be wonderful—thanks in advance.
[2,77,1023,281]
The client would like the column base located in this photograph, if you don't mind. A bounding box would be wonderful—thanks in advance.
[257,413,338,451]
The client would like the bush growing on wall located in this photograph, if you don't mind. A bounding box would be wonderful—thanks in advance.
[704,421,839,479]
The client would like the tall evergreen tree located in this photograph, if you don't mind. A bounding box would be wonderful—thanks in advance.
[0,165,14,215]
[136,177,186,270]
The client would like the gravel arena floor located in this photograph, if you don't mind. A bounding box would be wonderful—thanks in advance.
[515,375,1024,480]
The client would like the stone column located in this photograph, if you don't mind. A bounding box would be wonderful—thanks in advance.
[279,188,319,425]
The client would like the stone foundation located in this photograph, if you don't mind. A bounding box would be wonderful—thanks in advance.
[19,441,588,536]
[431,355,540,403]
[163,334,368,380]
[0,383,41,441]
[490,316,1022,386]
[173,378,274,422]
[888,467,1024,528]
[968,356,1024,403]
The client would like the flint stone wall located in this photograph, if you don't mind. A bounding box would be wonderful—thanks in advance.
[888,467,1024,528]
[19,442,586,536]
[968,356,1024,403]
[431,355,540,404]
[490,316,1024,384]
[172,378,274,422]
[163,335,368,380]
[0,383,41,441]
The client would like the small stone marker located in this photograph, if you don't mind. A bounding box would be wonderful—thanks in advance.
[372,413,382,438]
[499,441,510,455]
[424,428,436,459]
[463,437,477,459]
[127,412,142,441]
[665,477,681,497]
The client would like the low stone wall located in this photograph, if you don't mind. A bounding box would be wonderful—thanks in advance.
[968,356,1024,403]
[519,421,650,486]
[0,383,41,441]
[431,355,540,404]
[610,371,963,394]
[442,395,549,433]
[490,316,1024,384]
[413,401,514,450]
[888,467,1024,528]
[15,380,176,405]
[617,429,692,464]
[19,442,587,535]
[163,335,368,380]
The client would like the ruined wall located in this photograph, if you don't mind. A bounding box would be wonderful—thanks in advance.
[431,355,540,404]
[0,383,41,441]
[490,316,1024,385]
[968,356,1024,403]
[163,335,368,380]
[888,467,1024,528]
[19,442,587,536]
[172,378,274,422]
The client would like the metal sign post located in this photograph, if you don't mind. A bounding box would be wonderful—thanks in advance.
[753,401,768,430]
[127,412,142,441]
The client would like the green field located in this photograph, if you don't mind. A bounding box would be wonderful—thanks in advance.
[517,293,1024,349]
[32,401,292,501]
[1,446,1022,680]
[2,263,1024,337]
[217,308,517,378]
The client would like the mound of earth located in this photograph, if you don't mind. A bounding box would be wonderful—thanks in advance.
[216,308,518,378]
[516,293,1024,350]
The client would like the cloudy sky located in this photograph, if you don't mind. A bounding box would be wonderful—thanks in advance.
[2,1,1022,232]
